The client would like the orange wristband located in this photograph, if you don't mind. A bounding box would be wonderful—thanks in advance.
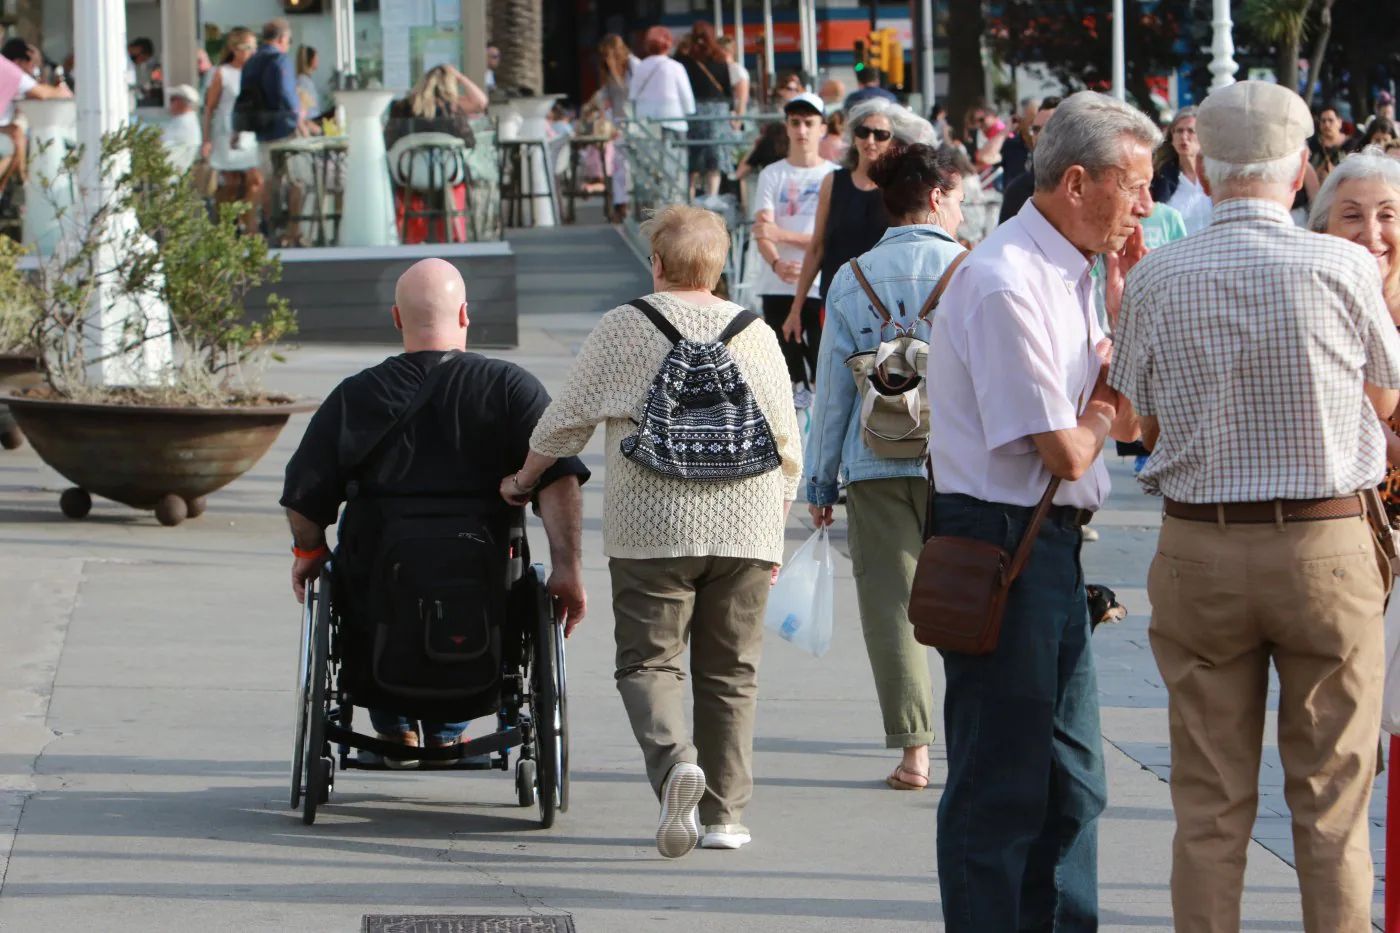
[291,544,330,560]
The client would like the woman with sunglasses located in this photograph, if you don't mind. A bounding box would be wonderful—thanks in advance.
[781,99,937,350]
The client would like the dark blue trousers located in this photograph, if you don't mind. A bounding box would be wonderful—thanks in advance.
[933,493,1107,933]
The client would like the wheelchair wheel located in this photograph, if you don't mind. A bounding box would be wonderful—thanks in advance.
[555,613,570,814]
[516,758,536,807]
[301,568,332,825]
[530,569,562,829]
[289,577,317,810]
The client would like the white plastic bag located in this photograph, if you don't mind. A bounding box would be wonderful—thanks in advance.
[1383,596,1400,735]
[763,527,834,657]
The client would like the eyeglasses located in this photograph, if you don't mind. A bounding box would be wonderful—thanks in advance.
[854,126,893,142]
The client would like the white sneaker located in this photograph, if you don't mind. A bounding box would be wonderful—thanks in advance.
[701,823,751,849]
[377,732,420,770]
[1081,526,1100,542]
[656,762,705,858]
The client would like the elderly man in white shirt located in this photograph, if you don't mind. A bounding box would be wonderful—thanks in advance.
[925,91,1157,933]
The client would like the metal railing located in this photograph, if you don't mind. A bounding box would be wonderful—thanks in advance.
[618,112,780,310]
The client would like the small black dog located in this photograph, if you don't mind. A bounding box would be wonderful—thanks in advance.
[1087,584,1127,631]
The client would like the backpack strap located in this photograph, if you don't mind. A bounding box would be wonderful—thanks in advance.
[916,250,970,322]
[716,310,762,344]
[847,259,892,325]
[628,298,685,345]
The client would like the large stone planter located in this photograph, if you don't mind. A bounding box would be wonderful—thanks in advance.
[2,393,317,524]
[0,354,43,449]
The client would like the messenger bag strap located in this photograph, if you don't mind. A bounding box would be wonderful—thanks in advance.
[1004,477,1062,584]
[916,249,970,321]
[847,259,893,325]
[345,351,459,477]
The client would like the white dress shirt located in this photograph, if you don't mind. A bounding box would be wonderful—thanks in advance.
[628,54,694,134]
[927,199,1109,510]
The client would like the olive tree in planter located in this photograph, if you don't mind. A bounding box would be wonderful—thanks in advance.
[3,125,316,525]
[0,238,43,449]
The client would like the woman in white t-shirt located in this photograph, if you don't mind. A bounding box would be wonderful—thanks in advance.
[752,93,838,408]
[1151,108,1213,235]
[201,28,262,237]
[628,26,694,138]
[718,37,749,121]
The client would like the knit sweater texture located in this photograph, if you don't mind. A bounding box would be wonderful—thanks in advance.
[530,292,802,564]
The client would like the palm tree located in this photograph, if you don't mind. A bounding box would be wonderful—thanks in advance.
[489,0,543,97]
[1242,0,1313,94]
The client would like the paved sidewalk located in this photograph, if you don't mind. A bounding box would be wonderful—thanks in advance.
[0,226,1374,930]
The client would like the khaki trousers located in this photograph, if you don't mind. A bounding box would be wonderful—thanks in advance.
[609,555,771,826]
[1147,513,1388,933]
[845,477,936,748]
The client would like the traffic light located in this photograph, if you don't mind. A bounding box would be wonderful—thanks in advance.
[853,37,869,76]
[869,28,905,89]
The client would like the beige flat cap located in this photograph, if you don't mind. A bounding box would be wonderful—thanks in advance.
[1197,80,1312,163]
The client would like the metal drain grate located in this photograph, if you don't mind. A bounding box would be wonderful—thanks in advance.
[362,917,576,933]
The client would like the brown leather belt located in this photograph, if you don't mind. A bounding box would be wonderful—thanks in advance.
[1164,495,1364,524]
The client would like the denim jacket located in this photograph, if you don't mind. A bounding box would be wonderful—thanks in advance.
[807,224,964,506]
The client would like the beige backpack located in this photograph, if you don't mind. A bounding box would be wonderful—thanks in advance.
[844,252,968,459]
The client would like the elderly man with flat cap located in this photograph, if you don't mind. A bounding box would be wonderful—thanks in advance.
[1112,82,1400,932]
[280,259,590,760]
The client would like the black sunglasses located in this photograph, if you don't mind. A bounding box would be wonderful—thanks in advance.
[854,126,893,142]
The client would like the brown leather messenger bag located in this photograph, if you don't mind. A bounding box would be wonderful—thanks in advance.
[908,476,1060,654]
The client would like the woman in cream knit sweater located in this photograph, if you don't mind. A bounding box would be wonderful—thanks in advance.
[502,204,801,859]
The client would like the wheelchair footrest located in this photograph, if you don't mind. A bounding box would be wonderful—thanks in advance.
[327,723,520,763]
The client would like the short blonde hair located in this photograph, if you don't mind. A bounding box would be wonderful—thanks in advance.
[640,204,730,290]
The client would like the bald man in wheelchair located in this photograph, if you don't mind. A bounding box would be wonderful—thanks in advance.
[281,259,589,764]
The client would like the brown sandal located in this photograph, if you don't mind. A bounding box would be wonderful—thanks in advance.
[885,764,929,791]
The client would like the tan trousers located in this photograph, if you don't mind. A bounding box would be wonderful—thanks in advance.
[1147,513,1388,933]
[609,555,771,826]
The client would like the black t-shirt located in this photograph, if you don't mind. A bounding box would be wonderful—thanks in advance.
[678,54,732,102]
[280,350,590,527]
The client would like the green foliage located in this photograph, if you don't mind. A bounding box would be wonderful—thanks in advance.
[7,123,296,404]
[0,237,36,354]
[1242,0,1312,44]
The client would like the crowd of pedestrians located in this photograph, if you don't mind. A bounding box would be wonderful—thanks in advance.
[269,16,1400,928]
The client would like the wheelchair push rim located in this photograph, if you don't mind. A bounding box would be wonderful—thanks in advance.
[289,576,316,809]
[301,566,333,825]
[529,565,565,828]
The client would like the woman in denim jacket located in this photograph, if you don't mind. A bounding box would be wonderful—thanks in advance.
[808,144,966,790]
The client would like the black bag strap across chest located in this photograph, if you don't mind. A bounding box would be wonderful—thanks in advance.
[345,351,459,477]
[628,298,761,346]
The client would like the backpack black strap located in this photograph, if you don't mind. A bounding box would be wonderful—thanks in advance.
[630,298,759,346]
[629,298,685,345]
[345,351,459,477]
[717,310,761,344]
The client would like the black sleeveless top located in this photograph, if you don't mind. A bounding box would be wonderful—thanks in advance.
[820,169,889,301]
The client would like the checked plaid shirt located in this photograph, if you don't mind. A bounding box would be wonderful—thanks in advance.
[1111,198,1400,503]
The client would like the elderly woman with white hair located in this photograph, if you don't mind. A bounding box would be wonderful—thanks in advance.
[505,204,801,859]
[781,98,937,343]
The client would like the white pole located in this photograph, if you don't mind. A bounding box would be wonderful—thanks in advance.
[331,0,346,77]
[1111,0,1125,101]
[796,0,811,81]
[714,0,724,35]
[920,0,935,108]
[762,0,775,90]
[74,0,171,385]
[808,0,820,81]
[1209,0,1237,91]
[734,0,745,71]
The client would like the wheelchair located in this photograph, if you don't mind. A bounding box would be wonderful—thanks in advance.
[289,500,568,828]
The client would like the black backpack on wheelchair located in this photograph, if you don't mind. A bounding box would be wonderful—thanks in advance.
[332,353,514,721]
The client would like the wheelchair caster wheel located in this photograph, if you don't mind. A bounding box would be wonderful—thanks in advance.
[318,757,334,804]
[516,759,536,807]
[60,487,91,519]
